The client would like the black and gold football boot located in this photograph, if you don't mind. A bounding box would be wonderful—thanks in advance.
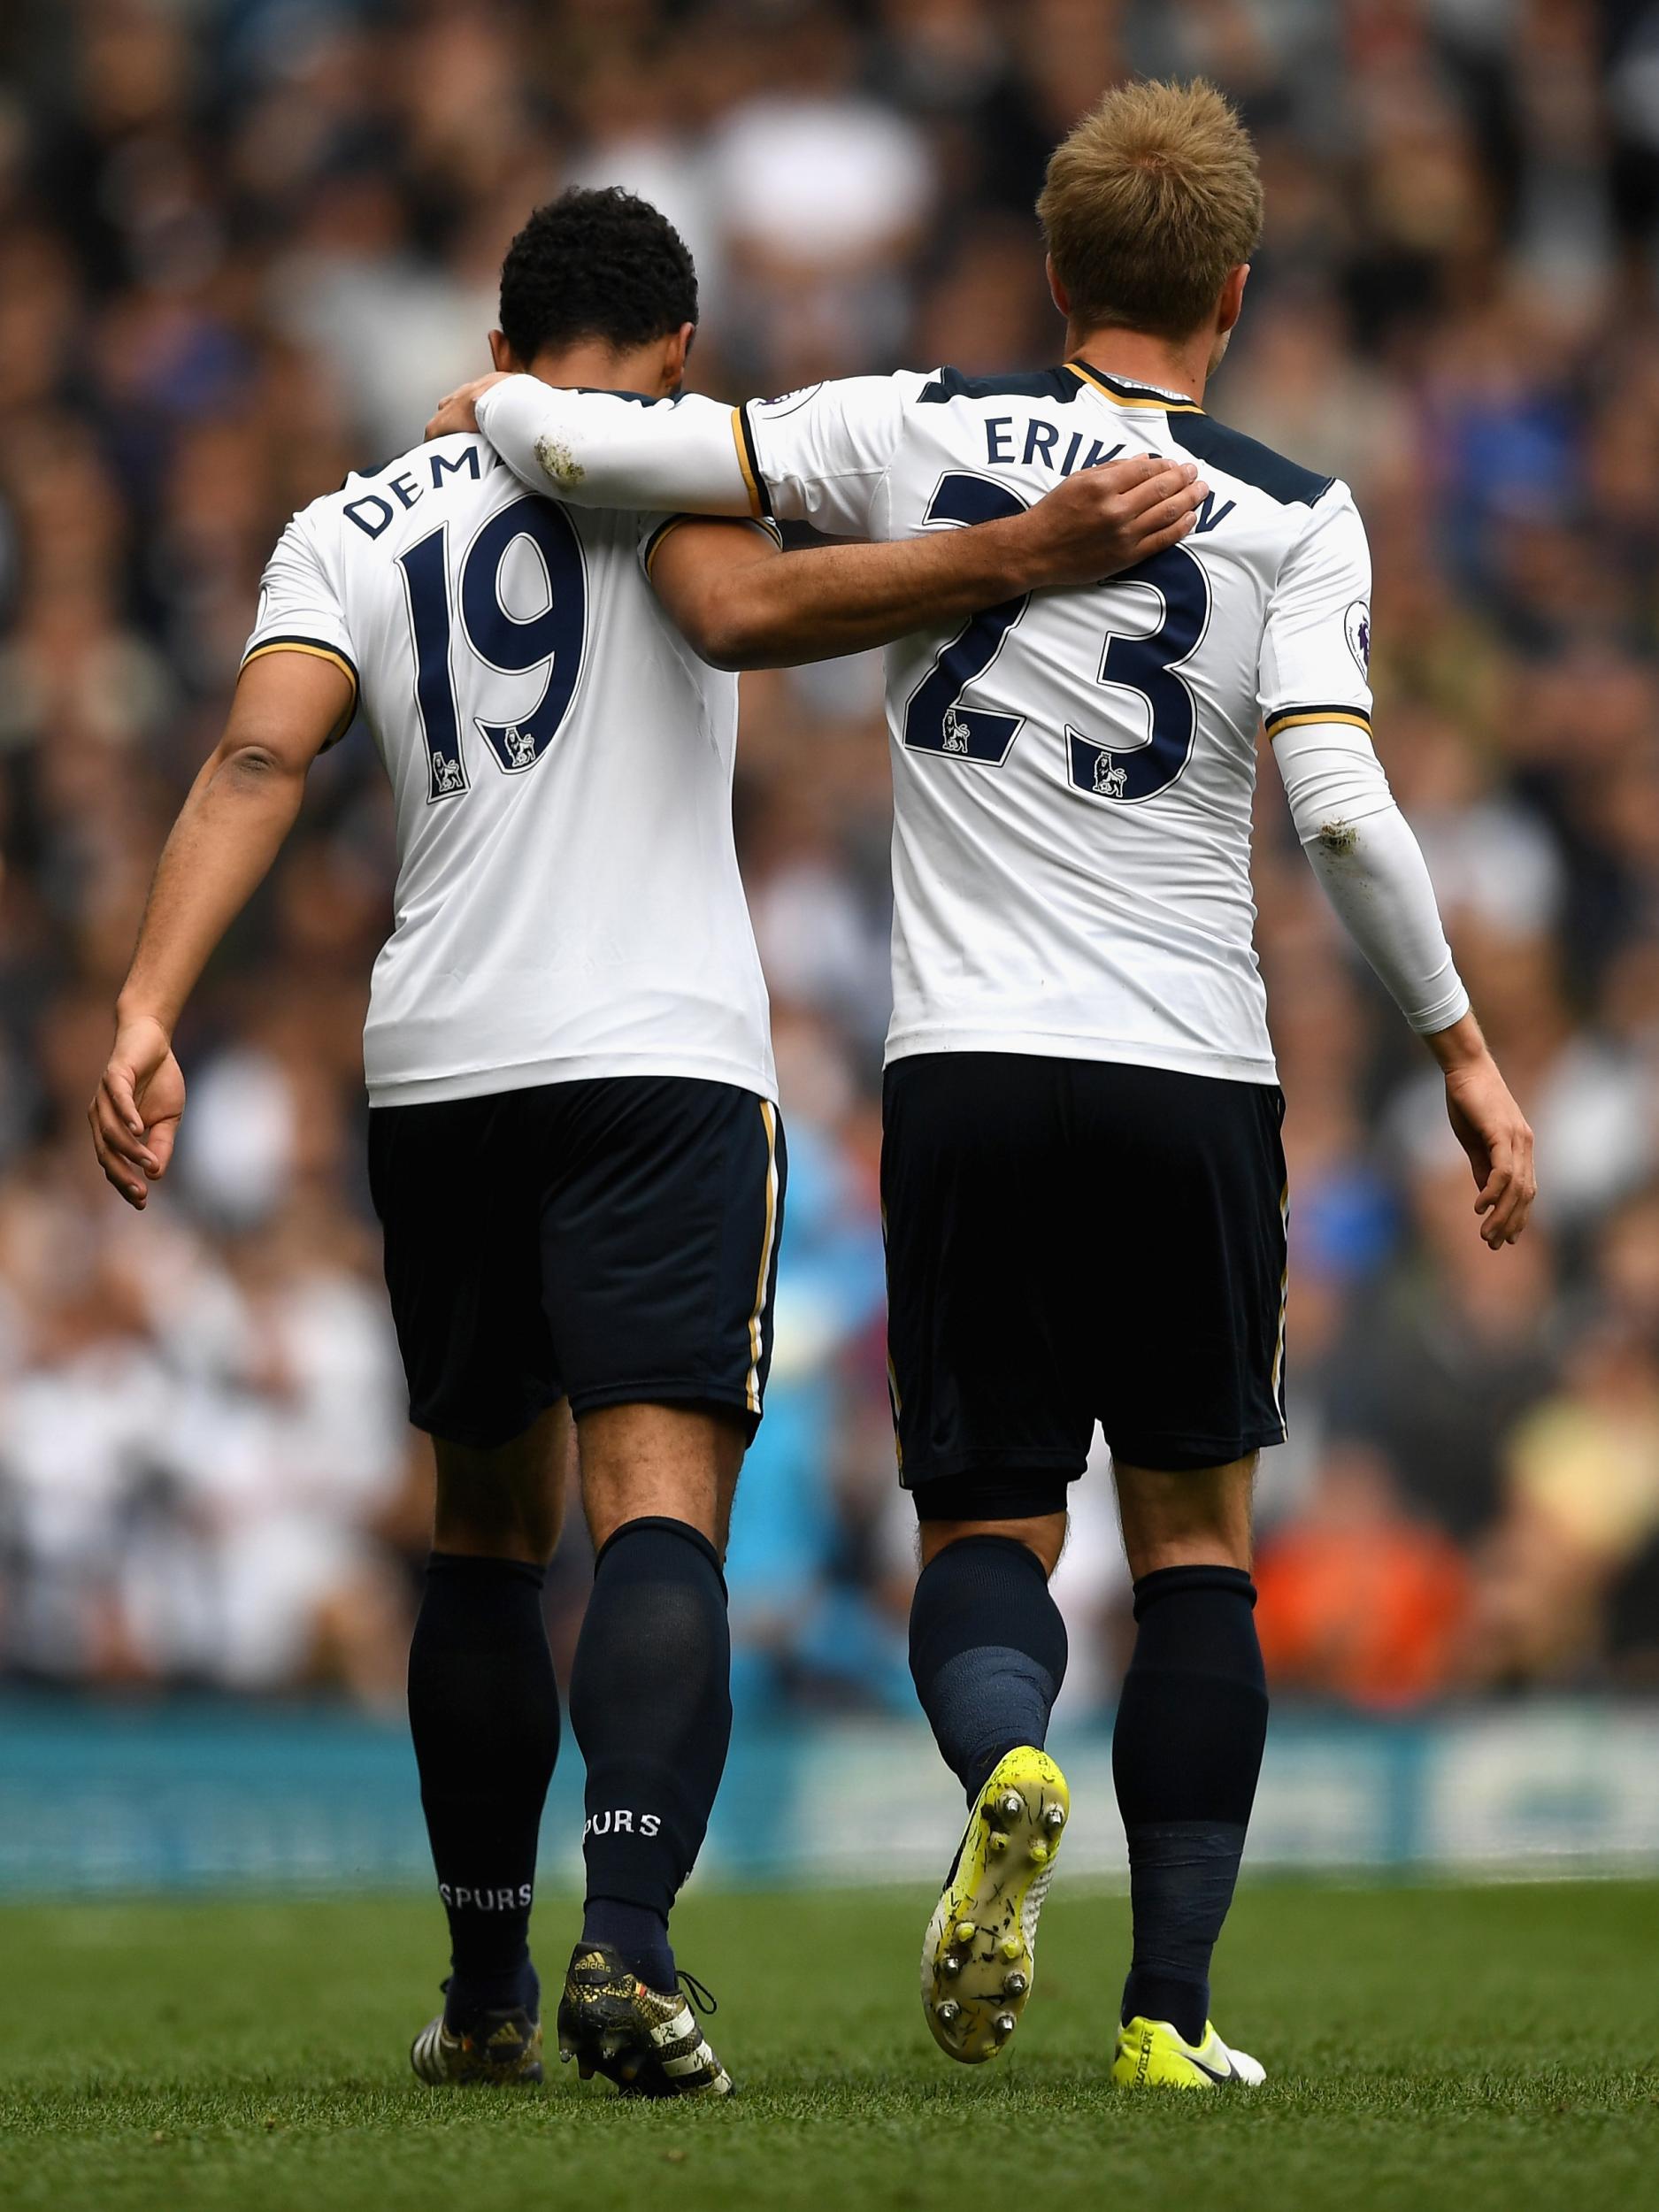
[410,1985,544,2085]
[556,1941,733,2098]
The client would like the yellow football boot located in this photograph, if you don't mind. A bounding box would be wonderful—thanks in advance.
[921,1746,1069,2063]
[1112,2014,1265,2089]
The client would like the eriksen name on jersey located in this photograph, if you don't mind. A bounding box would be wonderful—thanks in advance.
[739,364,1371,1089]
[979,415,1241,538]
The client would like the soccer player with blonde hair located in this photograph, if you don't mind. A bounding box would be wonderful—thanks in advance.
[432,81,1535,2088]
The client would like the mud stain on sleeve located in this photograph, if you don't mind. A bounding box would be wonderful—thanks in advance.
[534,434,585,488]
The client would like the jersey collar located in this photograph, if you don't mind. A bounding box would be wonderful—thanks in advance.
[1067,358,1204,414]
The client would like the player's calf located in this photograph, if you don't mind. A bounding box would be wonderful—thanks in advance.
[569,1459,736,2024]
[406,1548,561,2044]
[404,1409,569,2073]
[907,1518,1069,1801]
[1110,1536,1267,2052]
[907,1517,1071,2063]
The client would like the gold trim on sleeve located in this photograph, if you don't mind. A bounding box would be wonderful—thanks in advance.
[642,516,696,576]
[730,407,764,520]
[240,640,359,745]
[242,639,357,690]
[1263,709,1373,738]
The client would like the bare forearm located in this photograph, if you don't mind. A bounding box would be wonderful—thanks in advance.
[117,748,307,1033]
[653,449,1206,670]
[1419,1007,1490,1069]
[702,520,1045,670]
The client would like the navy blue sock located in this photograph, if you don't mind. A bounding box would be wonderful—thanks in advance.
[1113,1564,1268,2044]
[582,1899,675,1998]
[571,1517,732,1995]
[407,1553,559,2021]
[909,1535,1069,1802]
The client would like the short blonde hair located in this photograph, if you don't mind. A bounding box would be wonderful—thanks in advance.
[1037,79,1263,342]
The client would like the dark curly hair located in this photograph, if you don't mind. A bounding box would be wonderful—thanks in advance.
[497,187,698,364]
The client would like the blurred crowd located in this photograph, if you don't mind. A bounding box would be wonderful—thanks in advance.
[4,0,1659,1713]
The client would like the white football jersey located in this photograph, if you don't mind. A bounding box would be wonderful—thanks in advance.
[741,362,1375,1084]
[243,434,776,1107]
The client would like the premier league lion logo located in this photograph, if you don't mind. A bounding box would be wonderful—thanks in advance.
[1345,601,1371,677]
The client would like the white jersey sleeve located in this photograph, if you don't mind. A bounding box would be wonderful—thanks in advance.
[1262,486,1469,1035]
[472,371,912,539]
[1271,719,1470,1034]
[473,380,755,516]
[242,518,359,745]
[1256,481,1374,741]
[739,376,911,538]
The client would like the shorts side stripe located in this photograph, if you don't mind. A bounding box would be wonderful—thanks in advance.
[745,1100,780,1414]
[1269,1179,1289,1436]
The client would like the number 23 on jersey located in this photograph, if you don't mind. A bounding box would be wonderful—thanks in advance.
[901,471,1212,806]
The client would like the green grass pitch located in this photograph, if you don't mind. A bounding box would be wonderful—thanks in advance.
[1,1880,1655,2210]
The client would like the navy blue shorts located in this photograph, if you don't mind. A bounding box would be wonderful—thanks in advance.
[368,1077,785,1451]
[881,1054,1286,1515]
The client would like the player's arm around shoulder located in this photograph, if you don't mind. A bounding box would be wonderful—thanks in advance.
[89,649,351,1210]
[437,373,757,517]
[645,457,1212,672]
[646,518,790,670]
